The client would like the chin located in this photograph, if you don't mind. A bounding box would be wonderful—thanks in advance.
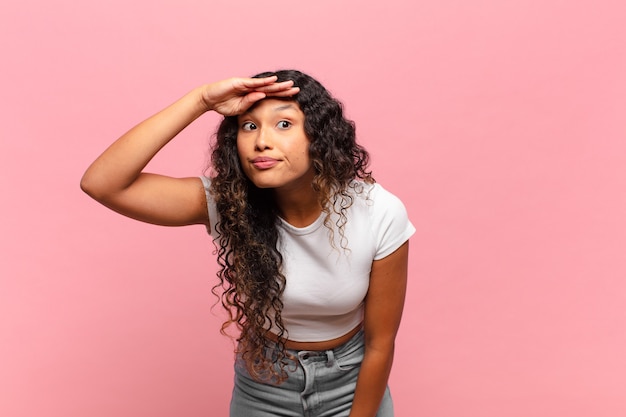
[251,183,276,189]
[247,178,280,189]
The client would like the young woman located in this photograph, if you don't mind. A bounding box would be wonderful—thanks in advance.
[81,69,415,417]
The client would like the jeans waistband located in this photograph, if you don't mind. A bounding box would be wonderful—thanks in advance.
[287,328,364,360]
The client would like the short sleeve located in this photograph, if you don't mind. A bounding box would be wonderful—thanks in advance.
[200,176,219,238]
[368,183,416,260]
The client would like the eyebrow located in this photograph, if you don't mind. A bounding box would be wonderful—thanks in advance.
[273,103,297,112]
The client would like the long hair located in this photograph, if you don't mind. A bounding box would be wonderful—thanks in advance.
[209,69,373,382]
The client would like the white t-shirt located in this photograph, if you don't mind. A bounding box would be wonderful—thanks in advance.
[202,178,415,342]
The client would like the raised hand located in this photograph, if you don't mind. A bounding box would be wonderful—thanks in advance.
[201,76,300,116]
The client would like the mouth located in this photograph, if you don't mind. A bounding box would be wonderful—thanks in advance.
[251,157,279,169]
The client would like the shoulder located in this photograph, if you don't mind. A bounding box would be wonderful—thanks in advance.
[349,180,407,212]
[349,180,415,260]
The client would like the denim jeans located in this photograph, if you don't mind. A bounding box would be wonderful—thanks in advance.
[230,330,394,417]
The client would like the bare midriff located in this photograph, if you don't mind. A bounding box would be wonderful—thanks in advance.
[267,323,363,351]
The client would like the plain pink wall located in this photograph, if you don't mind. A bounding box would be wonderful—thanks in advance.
[1,1,625,416]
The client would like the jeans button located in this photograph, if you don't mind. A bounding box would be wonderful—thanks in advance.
[301,353,310,360]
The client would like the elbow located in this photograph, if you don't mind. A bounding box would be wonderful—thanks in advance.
[364,334,396,357]
[80,170,98,198]
[80,172,94,197]
[80,170,110,202]
[80,173,91,194]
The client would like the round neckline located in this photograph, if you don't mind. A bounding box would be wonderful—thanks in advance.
[278,212,325,235]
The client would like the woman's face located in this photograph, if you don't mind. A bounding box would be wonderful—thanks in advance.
[236,99,314,193]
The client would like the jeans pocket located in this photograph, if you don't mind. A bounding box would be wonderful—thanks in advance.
[333,345,364,372]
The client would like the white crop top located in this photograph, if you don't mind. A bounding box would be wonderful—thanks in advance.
[201,178,415,342]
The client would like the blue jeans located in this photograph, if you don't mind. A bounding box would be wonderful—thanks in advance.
[230,330,394,417]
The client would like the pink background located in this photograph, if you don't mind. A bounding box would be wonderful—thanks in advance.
[1,1,625,416]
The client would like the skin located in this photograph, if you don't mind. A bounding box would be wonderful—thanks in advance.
[80,76,299,227]
[237,99,321,227]
[80,76,409,417]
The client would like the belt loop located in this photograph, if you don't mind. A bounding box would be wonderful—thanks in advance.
[325,349,335,368]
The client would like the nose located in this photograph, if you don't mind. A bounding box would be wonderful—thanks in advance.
[254,127,273,151]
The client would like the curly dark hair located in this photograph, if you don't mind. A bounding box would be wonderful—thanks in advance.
[209,69,373,382]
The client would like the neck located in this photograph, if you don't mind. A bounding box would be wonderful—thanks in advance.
[273,180,322,228]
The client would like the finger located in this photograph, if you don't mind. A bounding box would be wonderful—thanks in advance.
[254,80,295,93]
[265,87,300,98]
[239,76,279,89]
[239,91,267,111]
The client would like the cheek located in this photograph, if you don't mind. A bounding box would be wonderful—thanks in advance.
[296,136,311,162]
[301,144,312,166]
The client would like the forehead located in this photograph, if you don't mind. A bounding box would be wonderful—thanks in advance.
[242,98,303,117]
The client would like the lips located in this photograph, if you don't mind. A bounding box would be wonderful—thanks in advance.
[251,157,279,169]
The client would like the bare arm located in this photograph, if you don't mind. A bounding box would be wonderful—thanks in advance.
[80,76,299,227]
[349,241,410,417]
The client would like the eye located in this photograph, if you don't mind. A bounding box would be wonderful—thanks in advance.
[241,121,257,131]
[277,120,292,129]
